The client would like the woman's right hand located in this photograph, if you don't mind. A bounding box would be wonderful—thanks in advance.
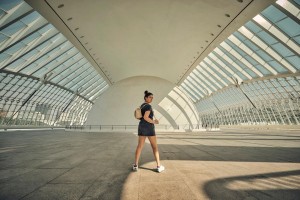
[154,119,159,124]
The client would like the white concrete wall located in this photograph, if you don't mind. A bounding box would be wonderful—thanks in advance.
[157,87,200,129]
[86,76,175,125]
[86,76,199,127]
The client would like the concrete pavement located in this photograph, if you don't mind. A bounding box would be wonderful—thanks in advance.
[0,129,299,199]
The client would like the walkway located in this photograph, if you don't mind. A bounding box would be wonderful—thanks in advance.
[0,129,299,199]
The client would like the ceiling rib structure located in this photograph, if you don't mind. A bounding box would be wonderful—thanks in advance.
[179,0,300,127]
[0,0,299,128]
[181,0,300,102]
[0,0,108,126]
[25,0,275,85]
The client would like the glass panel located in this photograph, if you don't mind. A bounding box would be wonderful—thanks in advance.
[6,59,24,71]
[33,61,57,77]
[244,68,258,78]
[204,61,231,85]
[0,0,106,121]
[214,48,248,80]
[22,32,41,44]
[1,21,26,36]
[0,33,8,43]
[0,0,22,11]
[262,5,300,38]
[0,53,10,63]
[255,64,272,75]
[21,44,71,74]
[49,61,80,80]
[294,35,300,44]
[22,49,39,60]
[6,42,26,54]
[200,66,227,87]
[20,11,40,25]
[256,30,278,45]
[38,24,54,34]
[271,43,294,57]
[20,62,38,74]
[194,69,220,89]
[276,18,300,38]
[222,41,256,78]
[77,74,99,89]
[245,21,262,33]
[286,56,300,70]
[268,60,288,73]
[235,71,247,80]
[243,55,260,72]
[0,9,5,18]
[261,5,286,23]
[293,0,300,6]
[256,50,272,62]
[36,34,64,51]
[244,40,260,51]
[191,74,215,92]
[52,62,87,83]
[226,39,247,56]
[209,54,232,77]
[234,32,247,41]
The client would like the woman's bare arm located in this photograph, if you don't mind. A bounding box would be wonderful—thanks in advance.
[143,111,158,124]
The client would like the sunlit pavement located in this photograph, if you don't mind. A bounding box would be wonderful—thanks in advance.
[0,129,299,200]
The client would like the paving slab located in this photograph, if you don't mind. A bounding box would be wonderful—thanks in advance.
[0,129,299,200]
[22,183,89,200]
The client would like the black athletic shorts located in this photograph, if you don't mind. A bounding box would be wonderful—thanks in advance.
[138,120,155,136]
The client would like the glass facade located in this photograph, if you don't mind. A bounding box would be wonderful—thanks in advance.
[180,0,300,126]
[198,76,300,127]
[0,1,108,126]
[0,0,299,128]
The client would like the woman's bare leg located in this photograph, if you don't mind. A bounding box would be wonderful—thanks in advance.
[148,136,160,167]
[134,136,147,165]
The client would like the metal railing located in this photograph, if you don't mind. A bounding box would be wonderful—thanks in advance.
[66,124,203,131]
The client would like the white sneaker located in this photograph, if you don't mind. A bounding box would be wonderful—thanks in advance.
[132,164,138,171]
[157,165,165,173]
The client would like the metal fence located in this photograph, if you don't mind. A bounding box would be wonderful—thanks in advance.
[66,124,203,131]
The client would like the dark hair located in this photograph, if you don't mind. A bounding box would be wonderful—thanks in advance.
[144,90,153,100]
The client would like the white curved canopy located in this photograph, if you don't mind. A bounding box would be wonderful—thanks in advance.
[25,0,276,84]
